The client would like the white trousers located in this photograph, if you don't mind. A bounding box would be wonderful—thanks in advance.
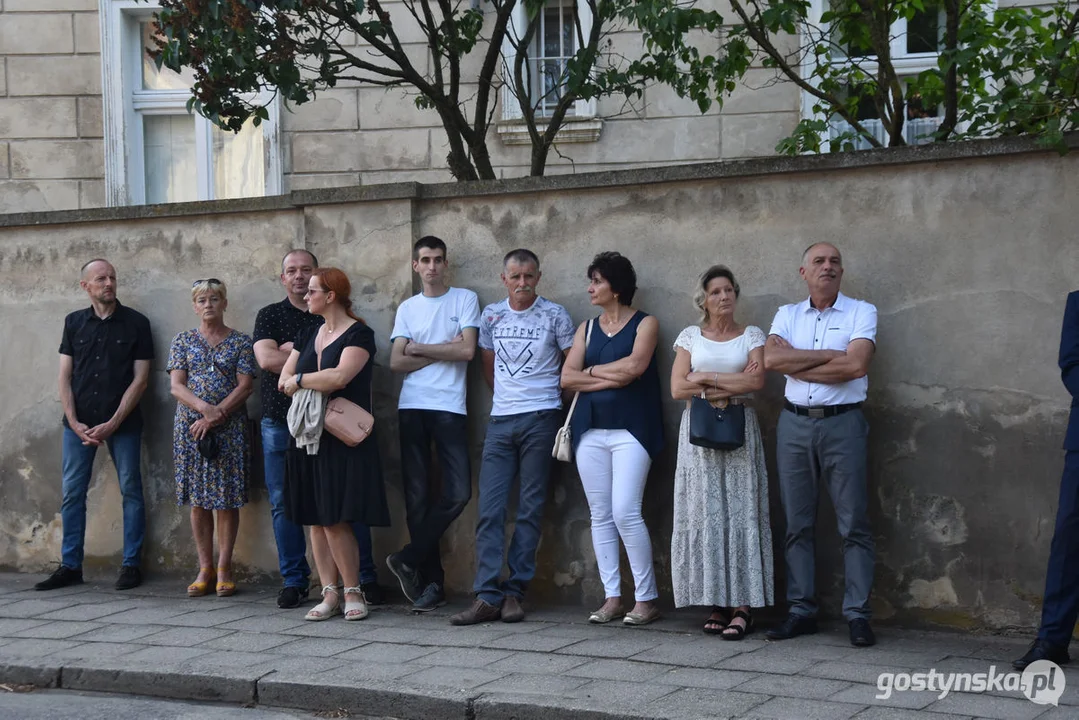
[575,429,658,602]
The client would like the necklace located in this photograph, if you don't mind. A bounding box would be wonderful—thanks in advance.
[602,313,628,337]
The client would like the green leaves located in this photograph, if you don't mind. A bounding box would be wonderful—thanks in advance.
[627,0,1078,154]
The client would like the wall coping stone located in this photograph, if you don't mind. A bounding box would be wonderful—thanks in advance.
[1,133,1075,229]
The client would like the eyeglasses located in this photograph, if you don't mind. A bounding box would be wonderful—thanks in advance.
[192,278,223,287]
[305,288,328,295]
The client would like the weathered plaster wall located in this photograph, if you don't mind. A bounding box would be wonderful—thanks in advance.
[0,139,1075,630]
[416,149,1079,631]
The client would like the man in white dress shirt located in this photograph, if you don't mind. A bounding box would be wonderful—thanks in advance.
[764,242,878,647]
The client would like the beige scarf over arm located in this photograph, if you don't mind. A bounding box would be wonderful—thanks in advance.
[287,388,327,455]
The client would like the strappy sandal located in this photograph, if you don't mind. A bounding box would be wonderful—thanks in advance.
[702,607,731,635]
[215,565,236,597]
[342,586,369,621]
[305,584,342,621]
[187,567,216,597]
[721,609,754,641]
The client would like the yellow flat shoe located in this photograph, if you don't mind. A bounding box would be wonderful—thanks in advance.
[187,568,216,597]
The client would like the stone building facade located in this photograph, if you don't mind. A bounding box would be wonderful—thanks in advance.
[0,0,972,213]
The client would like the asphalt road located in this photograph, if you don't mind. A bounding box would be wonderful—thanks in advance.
[0,689,365,719]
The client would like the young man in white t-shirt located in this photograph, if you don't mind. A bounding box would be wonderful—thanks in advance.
[386,236,480,612]
[449,248,576,626]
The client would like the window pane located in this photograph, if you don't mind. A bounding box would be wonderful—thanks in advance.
[212,121,265,200]
[143,114,197,204]
[142,22,195,90]
[563,12,575,56]
[544,8,562,57]
[907,8,940,54]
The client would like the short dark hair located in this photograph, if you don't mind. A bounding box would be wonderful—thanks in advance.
[281,249,318,273]
[413,235,447,261]
[587,251,637,306]
[503,248,540,270]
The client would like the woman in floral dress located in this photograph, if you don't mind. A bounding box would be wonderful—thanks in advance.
[167,278,256,598]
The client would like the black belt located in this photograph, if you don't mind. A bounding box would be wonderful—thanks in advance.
[784,401,862,418]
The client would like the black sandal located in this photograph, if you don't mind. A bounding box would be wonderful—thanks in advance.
[721,609,753,640]
[702,607,730,635]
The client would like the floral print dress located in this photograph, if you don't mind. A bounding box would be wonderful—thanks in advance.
[167,329,257,510]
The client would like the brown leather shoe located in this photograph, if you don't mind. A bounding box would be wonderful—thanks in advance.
[501,595,525,623]
[449,598,501,626]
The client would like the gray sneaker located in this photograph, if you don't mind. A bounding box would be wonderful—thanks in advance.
[412,583,446,613]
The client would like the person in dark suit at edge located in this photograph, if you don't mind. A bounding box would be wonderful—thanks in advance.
[1015,290,1079,669]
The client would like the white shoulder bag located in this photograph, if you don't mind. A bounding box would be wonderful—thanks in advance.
[552,318,594,463]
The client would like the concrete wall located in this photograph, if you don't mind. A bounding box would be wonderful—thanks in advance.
[0,137,1075,631]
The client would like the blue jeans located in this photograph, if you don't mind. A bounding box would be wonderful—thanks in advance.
[262,419,377,587]
[60,425,145,569]
[473,409,561,606]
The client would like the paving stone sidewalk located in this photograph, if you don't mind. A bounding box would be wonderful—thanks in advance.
[0,572,1075,720]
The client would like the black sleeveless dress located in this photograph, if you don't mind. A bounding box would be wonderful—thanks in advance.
[284,322,390,527]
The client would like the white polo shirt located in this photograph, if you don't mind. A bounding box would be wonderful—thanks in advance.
[768,292,877,407]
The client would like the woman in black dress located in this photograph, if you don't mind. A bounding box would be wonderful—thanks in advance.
[279,267,389,621]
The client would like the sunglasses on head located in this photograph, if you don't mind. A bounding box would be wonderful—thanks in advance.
[192,278,223,287]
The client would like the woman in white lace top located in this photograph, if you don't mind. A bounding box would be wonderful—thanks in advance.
[669,265,775,640]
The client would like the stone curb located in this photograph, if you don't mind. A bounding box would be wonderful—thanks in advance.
[0,660,259,704]
[0,658,666,719]
[472,695,651,720]
[0,661,61,689]
[62,665,261,705]
[257,674,471,718]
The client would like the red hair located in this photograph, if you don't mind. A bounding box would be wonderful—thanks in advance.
[312,267,363,322]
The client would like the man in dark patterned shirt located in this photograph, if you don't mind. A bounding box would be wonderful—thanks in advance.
[253,249,382,608]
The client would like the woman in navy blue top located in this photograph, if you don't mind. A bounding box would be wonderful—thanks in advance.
[562,252,664,626]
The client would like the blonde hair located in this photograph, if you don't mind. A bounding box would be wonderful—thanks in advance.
[191,278,227,302]
[693,265,740,322]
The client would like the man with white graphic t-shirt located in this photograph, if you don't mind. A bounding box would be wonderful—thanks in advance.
[386,236,480,613]
[450,248,575,625]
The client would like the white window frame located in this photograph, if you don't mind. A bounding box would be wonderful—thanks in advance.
[801,0,946,152]
[498,0,601,145]
[99,0,282,206]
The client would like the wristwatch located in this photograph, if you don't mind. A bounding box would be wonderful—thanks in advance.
[296,373,303,388]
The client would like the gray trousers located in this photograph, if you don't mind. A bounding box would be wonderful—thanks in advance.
[776,408,874,621]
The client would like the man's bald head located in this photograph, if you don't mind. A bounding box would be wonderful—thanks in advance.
[79,259,118,307]
[81,258,114,280]
[801,242,842,268]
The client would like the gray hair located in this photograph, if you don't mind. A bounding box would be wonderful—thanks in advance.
[801,242,842,266]
[503,248,540,270]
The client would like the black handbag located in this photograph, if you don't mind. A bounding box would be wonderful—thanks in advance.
[197,431,221,460]
[689,394,746,450]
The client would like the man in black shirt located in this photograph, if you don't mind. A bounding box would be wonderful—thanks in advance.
[253,249,383,608]
[36,259,153,592]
